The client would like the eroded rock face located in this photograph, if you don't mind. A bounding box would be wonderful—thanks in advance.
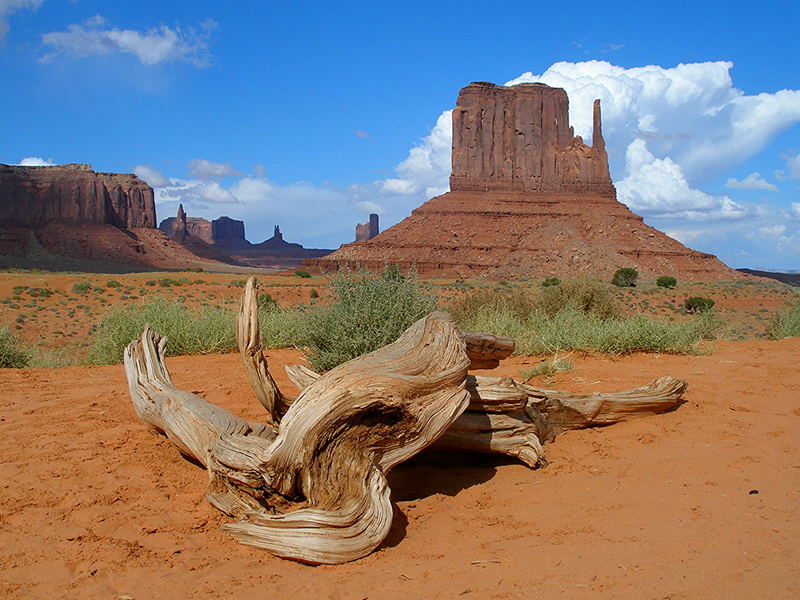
[0,163,156,228]
[355,214,379,242]
[450,82,611,193]
[306,82,742,281]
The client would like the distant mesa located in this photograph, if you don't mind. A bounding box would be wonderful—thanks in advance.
[0,163,212,271]
[306,81,743,281]
[0,163,155,229]
[355,213,379,242]
[159,206,251,250]
[160,205,332,269]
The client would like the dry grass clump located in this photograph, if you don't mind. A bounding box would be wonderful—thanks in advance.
[447,277,720,355]
[769,294,800,339]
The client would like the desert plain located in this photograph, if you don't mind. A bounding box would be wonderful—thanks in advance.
[0,269,798,599]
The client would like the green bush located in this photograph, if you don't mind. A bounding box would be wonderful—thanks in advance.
[542,276,561,287]
[684,296,715,313]
[106,280,122,288]
[768,297,800,339]
[86,297,239,364]
[28,287,54,298]
[656,276,678,289]
[303,270,437,370]
[72,281,92,294]
[611,268,639,287]
[381,265,404,282]
[536,278,620,320]
[257,293,278,311]
[448,279,719,356]
[0,326,29,368]
[309,288,319,299]
[294,270,312,278]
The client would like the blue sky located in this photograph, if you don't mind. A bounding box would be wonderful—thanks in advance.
[1,1,799,270]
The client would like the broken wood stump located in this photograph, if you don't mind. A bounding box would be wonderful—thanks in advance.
[123,276,687,564]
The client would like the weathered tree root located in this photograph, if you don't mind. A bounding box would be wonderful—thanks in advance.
[123,277,688,564]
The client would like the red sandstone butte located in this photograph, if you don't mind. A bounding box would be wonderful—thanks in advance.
[306,82,741,280]
[0,163,155,229]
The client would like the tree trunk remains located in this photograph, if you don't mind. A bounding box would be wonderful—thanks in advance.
[123,277,687,564]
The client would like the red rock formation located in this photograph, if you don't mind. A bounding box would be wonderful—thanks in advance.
[450,83,611,194]
[0,163,155,228]
[355,214,379,242]
[306,82,742,281]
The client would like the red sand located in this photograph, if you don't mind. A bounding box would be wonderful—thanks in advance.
[1,340,798,599]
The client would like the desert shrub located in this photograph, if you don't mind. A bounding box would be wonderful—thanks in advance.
[303,270,437,370]
[684,296,715,313]
[294,270,312,278]
[611,268,639,287]
[535,278,620,320]
[768,297,800,339]
[86,297,238,364]
[229,279,247,287]
[381,265,404,281]
[656,276,678,289]
[541,276,560,287]
[106,280,122,288]
[72,281,92,295]
[0,325,29,368]
[28,287,54,298]
[309,288,319,299]
[447,287,536,326]
[521,356,573,380]
[448,279,719,356]
[158,278,183,287]
[258,293,278,311]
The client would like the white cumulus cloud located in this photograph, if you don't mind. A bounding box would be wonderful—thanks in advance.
[133,164,171,188]
[725,172,778,191]
[382,60,800,224]
[187,158,241,180]
[41,15,216,67]
[0,0,41,43]
[18,156,54,166]
[616,139,751,221]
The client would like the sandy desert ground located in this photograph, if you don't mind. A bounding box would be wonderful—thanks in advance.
[1,337,798,599]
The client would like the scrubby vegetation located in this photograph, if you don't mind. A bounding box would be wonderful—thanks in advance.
[303,269,437,370]
[684,296,715,313]
[769,296,800,339]
[611,268,639,287]
[86,297,239,364]
[0,325,29,368]
[656,276,678,289]
[448,278,719,355]
[541,276,560,287]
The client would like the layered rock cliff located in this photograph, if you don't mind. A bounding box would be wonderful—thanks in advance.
[0,163,156,228]
[306,82,741,281]
[450,82,612,194]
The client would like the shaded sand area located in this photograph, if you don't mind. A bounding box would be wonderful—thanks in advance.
[1,340,798,599]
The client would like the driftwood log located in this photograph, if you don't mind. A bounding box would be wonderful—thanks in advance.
[124,277,687,564]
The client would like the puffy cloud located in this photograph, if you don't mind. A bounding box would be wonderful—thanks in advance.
[725,172,778,191]
[18,156,54,166]
[385,61,800,223]
[0,0,41,43]
[187,158,241,180]
[41,15,216,67]
[615,139,751,221]
[354,130,370,139]
[157,179,239,205]
[380,109,452,199]
[789,203,800,220]
[784,153,800,179]
[133,164,171,187]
